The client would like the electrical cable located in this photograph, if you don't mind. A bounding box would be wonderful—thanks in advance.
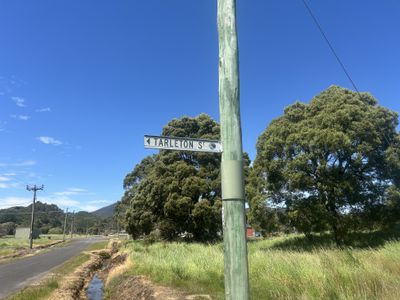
[300,0,361,95]
[300,0,399,154]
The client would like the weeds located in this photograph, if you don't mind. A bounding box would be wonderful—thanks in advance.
[124,234,400,299]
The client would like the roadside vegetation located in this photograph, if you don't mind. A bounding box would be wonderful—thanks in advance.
[6,240,108,300]
[111,86,399,298]
[6,253,89,300]
[116,231,400,300]
[0,234,66,258]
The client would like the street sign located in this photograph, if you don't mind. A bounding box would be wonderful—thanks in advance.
[144,135,222,153]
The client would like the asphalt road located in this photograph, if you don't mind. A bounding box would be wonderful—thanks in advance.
[0,237,106,299]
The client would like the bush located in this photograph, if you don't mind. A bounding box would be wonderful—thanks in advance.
[48,227,63,234]
[0,222,16,236]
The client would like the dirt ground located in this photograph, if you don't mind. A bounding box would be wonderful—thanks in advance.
[49,240,212,300]
[106,275,211,300]
[101,251,211,300]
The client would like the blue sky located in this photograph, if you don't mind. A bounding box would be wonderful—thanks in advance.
[1,1,399,211]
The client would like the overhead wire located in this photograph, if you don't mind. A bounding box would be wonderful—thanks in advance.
[300,0,399,152]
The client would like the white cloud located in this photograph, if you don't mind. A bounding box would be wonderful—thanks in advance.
[0,160,36,167]
[19,160,36,167]
[0,121,7,131]
[54,188,88,196]
[79,204,104,212]
[11,96,26,107]
[0,173,21,189]
[88,199,108,204]
[0,192,111,212]
[36,107,51,113]
[11,114,31,121]
[37,136,62,146]
[0,182,19,189]
[0,197,32,209]
[38,195,101,212]
[42,196,80,208]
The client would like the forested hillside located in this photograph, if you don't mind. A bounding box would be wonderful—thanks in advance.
[0,202,116,235]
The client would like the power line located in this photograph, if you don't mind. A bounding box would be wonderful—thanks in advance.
[301,0,399,155]
[300,0,361,95]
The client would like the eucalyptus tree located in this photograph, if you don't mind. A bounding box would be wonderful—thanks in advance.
[122,114,225,242]
[250,86,400,243]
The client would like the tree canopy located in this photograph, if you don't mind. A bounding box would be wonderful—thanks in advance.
[120,114,224,242]
[249,86,400,243]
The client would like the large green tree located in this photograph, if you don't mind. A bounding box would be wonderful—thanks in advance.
[250,86,400,243]
[121,114,225,242]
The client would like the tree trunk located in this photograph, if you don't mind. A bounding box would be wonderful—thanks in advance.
[325,200,343,246]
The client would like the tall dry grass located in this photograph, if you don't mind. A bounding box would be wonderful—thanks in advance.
[124,234,400,299]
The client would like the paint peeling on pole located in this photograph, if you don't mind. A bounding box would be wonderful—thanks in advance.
[217,0,250,299]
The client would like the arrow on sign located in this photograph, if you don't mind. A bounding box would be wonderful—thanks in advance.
[144,135,222,153]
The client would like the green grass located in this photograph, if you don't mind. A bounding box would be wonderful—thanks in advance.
[6,278,59,300]
[6,240,108,300]
[0,235,64,256]
[85,240,109,251]
[0,234,97,258]
[122,233,400,300]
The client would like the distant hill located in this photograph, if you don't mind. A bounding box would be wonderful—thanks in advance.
[92,202,117,218]
[0,201,116,235]
[0,201,64,230]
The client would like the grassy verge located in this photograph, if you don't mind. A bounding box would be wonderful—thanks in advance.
[0,235,64,255]
[123,234,400,299]
[0,234,96,261]
[85,240,109,251]
[6,241,108,300]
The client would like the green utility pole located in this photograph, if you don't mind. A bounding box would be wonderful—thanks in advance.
[217,0,250,299]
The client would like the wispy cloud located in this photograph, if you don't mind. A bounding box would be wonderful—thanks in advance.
[36,107,51,113]
[0,160,36,167]
[0,121,7,132]
[37,136,62,146]
[0,197,32,209]
[0,182,19,189]
[0,173,20,188]
[11,114,31,121]
[0,193,111,212]
[54,188,88,196]
[11,96,26,107]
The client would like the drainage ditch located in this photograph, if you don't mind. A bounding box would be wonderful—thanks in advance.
[86,273,103,300]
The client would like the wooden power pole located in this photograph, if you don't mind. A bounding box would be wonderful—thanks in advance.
[26,184,44,249]
[63,208,68,241]
[70,211,75,239]
[217,0,250,299]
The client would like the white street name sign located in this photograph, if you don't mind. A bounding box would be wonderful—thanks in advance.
[144,135,222,153]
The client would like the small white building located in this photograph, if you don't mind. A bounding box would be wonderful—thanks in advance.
[15,227,30,239]
[15,227,39,239]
